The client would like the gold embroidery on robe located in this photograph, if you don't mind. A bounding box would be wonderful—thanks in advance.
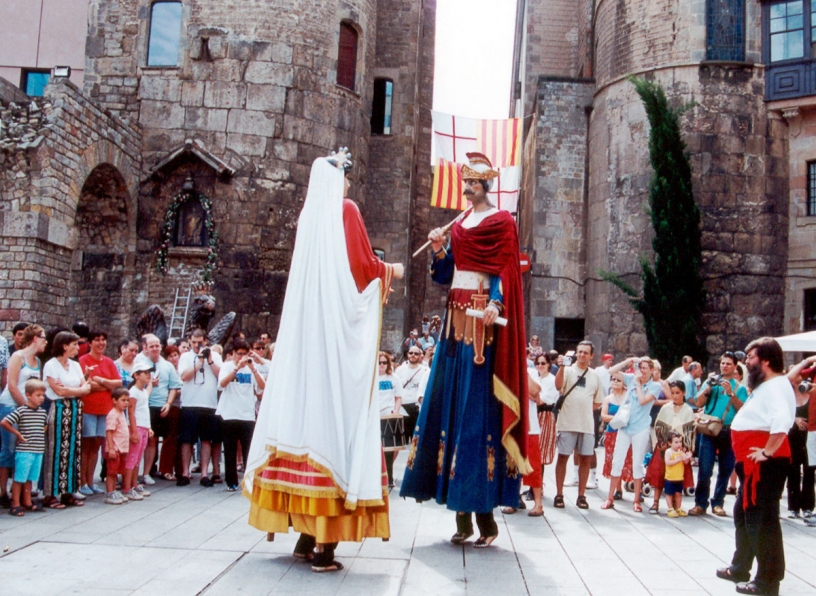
[437,440,445,476]
[406,433,419,470]
[450,447,457,479]
[487,446,496,482]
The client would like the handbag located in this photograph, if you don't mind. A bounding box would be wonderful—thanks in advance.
[695,394,732,437]
[608,397,631,431]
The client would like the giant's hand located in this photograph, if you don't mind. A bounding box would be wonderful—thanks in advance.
[391,263,405,279]
[483,303,499,326]
[428,228,446,253]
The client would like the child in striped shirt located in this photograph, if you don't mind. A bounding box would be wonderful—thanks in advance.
[0,379,48,516]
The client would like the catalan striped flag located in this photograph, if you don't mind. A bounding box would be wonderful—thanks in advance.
[430,159,467,211]
[476,118,523,168]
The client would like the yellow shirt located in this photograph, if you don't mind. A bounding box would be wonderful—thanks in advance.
[665,448,685,482]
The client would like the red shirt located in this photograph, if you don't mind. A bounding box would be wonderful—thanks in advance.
[79,353,120,415]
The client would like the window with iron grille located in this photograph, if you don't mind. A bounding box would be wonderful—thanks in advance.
[337,22,358,90]
[808,161,816,215]
[707,0,746,61]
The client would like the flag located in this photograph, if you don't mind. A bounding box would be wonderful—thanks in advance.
[432,112,478,164]
[430,159,467,211]
[488,166,519,213]
[477,118,522,168]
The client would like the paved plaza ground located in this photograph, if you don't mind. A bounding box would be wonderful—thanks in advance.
[0,456,814,596]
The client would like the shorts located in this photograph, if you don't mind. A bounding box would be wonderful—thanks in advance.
[150,406,170,438]
[13,451,43,483]
[82,413,108,438]
[556,431,596,457]
[179,407,221,445]
[107,452,127,476]
[0,403,18,468]
[663,479,684,496]
[612,427,652,479]
[125,427,149,470]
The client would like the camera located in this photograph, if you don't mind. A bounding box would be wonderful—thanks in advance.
[708,373,722,386]
[200,347,211,360]
[799,366,816,394]
[563,350,576,367]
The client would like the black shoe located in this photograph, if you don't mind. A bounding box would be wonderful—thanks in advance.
[716,567,750,584]
[200,476,213,487]
[176,476,191,487]
[736,581,779,596]
[0,494,11,509]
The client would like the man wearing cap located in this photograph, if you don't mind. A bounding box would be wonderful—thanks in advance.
[596,353,613,398]
[401,152,530,547]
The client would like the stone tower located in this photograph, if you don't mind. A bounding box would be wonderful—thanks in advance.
[515,0,789,364]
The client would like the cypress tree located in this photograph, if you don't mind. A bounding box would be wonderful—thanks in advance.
[600,76,706,366]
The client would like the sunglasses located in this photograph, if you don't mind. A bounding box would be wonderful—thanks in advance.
[611,378,623,382]
[408,352,422,356]
[535,362,547,366]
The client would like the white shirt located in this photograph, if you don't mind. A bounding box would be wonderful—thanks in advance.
[538,373,559,406]
[377,373,402,416]
[129,385,151,428]
[43,358,84,401]
[595,365,611,397]
[178,349,223,409]
[667,366,687,383]
[527,370,542,435]
[217,361,259,421]
[394,363,429,405]
[731,375,795,434]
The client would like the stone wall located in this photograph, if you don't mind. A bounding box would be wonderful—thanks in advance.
[0,77,141,341]
[529,77,594,347]
[585,64,788,366]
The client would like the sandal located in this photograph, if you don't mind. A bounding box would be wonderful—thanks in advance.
[553,494,565,509]
[501,507,517,515]
[212,474,223,484]
[61,494,84,507]
[23,502,44,512]
[527,508,544,517]
[9,506,25,517]
[716,567,750,584]
[600,499,615,510]
[632,501,642,513]
[450,531,473,544]
[473,534,498,548]
[576,495,589,510]
[649,503,659,515]
[162,473,176,481]
[44,497,66,510]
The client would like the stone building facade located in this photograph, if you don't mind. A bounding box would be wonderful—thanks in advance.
[0,0,435,351]
[515,0,797,365]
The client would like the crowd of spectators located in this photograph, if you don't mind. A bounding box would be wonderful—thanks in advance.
[0,320,275,513]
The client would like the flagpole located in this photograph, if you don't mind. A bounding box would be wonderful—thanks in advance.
[411,205,474,259]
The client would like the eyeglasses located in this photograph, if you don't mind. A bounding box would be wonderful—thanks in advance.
[408,351,422,356]
[535,362,547,366]
[611,378,623,382]
[378,361,388,365]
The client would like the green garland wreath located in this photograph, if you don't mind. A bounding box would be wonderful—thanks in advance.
[156,189,219,282]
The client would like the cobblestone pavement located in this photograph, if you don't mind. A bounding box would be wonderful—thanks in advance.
[0,456,814,595]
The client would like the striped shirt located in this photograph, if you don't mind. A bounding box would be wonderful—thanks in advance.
[3,406,47,453]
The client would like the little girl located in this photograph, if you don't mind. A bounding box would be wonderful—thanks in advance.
[123,361,154,501]
[664,432,692,517]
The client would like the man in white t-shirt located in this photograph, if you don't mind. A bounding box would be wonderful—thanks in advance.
[553,340,605,510]
[666,355,692,383]
[394,347,428,441]
[177,329,222,487]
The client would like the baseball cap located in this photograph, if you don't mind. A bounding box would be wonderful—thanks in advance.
[602,353,613,361]
[132,361,155,374]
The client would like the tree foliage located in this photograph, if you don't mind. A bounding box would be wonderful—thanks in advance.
[601,77,706,366]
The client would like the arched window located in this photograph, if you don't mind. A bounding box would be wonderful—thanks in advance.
[337,22,359,90]
[706,0,745,61]
[147,1,183,66]
[371,78,393,134]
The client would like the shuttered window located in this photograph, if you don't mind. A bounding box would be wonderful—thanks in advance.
[337,23,358,90]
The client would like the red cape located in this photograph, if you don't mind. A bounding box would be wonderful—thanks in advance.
[450,210,530,474]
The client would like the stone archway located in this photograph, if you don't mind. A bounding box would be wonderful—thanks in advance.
[68,163,133,343]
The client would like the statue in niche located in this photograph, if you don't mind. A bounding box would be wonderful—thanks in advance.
[175,195,208,247]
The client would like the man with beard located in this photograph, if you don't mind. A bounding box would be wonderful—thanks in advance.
[717,338,795,596]
[400,152,530,548]
[689,351,747,517]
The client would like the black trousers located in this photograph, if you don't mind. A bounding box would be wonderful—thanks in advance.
[456,511,498,537]
[787,429,815,513]
[731,459,790,590]
[221,419,254,488]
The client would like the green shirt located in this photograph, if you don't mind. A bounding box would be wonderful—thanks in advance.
[703,378,746,426]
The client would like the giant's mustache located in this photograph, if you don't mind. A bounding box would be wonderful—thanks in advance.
[463,188,475,195]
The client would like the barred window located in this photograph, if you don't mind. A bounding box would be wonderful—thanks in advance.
[808,161,816,215]
[707,0,746,61]
[147,1,183,66]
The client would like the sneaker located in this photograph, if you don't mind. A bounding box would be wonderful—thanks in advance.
[586,473,598,490]
[135,485,151,497]
[788,510,801,519]
[688,506,706,516]
[805,516,816,527]
[116,490,129,503]
[105,491,123,505]
[677,508,688,517]
[90,484,105,495]
[803,510,813,519]
[226,484,239,492]
[713,506,727,517]
[78,485,94,496]
[143,474,156,486]
[124,488,144,501]
[563,477,579,488]
[72,491,87,501]
[667,508,679,518]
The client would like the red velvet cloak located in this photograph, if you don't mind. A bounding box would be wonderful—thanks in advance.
[450,210,530,473]
[343,199,393,302]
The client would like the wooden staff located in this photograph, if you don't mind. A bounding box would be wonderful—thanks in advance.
[411,206,474,259]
